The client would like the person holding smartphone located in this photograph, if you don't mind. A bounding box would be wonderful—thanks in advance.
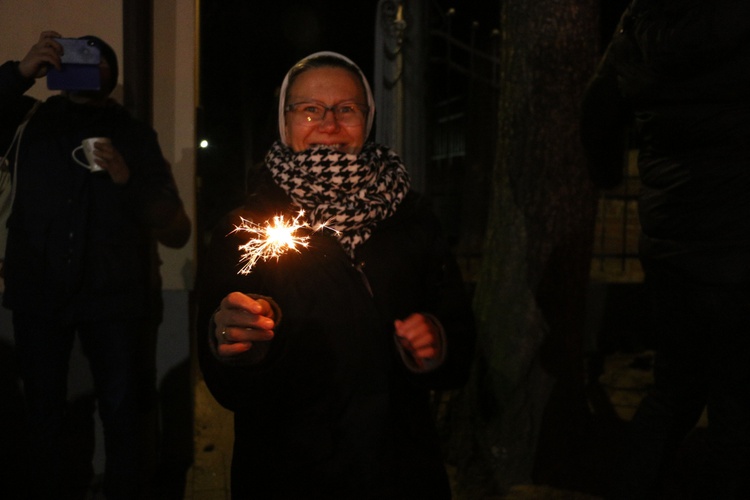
[0,31,190,498]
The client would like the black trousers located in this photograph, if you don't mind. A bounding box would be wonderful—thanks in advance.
[610,263,750,499]
[12,312,155,500]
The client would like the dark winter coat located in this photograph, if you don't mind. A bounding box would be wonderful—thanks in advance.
[197,167,476,499]
[581,0,750,283]
[0,61,186,321]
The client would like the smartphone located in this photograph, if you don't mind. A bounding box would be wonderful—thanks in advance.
[46,38,101,91]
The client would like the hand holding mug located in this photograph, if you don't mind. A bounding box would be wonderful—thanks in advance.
[72,137,130,184]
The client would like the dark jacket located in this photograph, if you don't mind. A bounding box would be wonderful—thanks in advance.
[197,167,476,499]
[581,0,750,283]
[0,60,188,321]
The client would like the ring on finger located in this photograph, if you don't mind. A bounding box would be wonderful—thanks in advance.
[221,328,228,341]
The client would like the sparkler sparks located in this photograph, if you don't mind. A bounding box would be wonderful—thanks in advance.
[232,210,331,274]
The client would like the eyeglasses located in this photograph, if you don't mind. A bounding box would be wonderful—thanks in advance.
[285,101,368,126]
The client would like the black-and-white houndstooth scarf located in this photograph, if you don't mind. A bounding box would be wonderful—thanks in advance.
[265,140,411,257]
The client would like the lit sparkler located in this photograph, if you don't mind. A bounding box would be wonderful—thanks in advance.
[232,209,331,274]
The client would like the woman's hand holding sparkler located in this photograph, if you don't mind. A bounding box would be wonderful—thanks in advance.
[394,313,441,369]
[214,291,276,357]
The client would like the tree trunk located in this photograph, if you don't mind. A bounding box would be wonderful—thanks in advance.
[445,1,601,497]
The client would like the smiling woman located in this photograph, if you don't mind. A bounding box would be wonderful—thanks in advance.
[196,50,476,499]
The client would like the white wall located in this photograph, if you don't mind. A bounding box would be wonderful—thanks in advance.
[0,1,123,101]
[153,0,197,291]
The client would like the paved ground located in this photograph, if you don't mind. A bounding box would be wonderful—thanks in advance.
[0,339,706,499]
[183,377,233,500]
[182,350,664,500]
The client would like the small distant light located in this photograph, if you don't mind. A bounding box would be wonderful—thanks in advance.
[199,139,209,149]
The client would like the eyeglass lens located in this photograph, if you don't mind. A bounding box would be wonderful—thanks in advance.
[288,102,366,125]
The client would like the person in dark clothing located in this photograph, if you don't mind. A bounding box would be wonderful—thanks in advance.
[581,1,750,498]
[197,51,476,499]
[0,31,191,499]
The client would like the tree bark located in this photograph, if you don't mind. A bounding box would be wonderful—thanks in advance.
[445,1,601,496]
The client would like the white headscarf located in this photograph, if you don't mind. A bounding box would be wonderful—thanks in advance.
[277,51,375,146]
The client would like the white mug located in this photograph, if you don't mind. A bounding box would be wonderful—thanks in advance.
[72,137,110,172]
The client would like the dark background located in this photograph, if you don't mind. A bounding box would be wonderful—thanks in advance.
[196,0,507,237]
[196,0,629,237]
[197,0,378,233]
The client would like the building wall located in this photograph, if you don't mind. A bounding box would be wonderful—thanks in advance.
[0,2,123,101]
[590,149,643,284]
[153,0,197,292]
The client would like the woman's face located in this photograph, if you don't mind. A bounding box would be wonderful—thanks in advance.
[284,66,367,155]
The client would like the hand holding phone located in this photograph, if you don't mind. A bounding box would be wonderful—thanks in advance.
[17,30,63,80]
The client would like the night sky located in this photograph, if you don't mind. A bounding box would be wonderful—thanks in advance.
[196,0,382,228]
[199,0,379,147]
[198,0,628,152]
